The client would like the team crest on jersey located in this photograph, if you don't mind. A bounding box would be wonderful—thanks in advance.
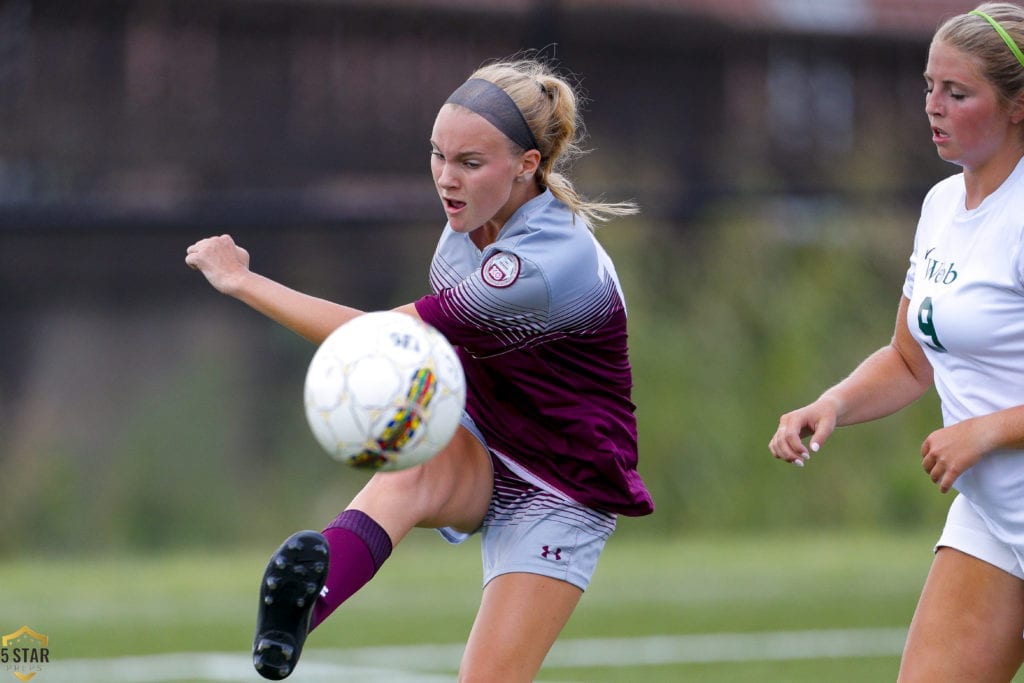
[481,252,520,288]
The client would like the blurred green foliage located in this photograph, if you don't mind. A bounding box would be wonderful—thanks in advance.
[0,198,955,555]
[609,199,948,534]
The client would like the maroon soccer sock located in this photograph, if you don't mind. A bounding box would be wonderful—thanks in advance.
[310,509,393,630]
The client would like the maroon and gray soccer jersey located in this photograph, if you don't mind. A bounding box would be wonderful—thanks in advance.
[415,190,654,516]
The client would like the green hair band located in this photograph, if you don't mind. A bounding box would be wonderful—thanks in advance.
[971,9,1024,69]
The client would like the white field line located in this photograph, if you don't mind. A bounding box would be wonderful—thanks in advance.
[40,627,907,682]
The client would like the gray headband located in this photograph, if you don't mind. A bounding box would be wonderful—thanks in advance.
[445,78,539,152]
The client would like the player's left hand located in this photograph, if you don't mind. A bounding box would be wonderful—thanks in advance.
[920,416,992,493]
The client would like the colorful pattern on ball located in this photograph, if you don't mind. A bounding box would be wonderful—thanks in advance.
[350,367,438,470]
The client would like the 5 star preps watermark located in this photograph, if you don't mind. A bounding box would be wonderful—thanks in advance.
[1,627,49,682]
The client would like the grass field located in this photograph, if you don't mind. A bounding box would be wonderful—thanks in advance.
[2,529,1021,682]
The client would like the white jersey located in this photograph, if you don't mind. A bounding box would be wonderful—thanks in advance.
[903,155,1024,552]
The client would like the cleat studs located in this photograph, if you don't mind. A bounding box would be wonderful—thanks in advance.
[253,534,324,679]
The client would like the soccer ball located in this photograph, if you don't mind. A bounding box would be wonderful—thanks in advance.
[303,311,466,471]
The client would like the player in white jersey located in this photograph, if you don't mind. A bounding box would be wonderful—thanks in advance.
[186,58,652,681]
[769,3,1024,680]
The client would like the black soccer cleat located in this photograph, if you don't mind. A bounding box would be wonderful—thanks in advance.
[252,530,329,680]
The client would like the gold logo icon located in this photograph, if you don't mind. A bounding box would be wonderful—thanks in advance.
[1,627,49,682]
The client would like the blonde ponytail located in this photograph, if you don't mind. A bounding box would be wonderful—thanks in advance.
[470,60,638,228]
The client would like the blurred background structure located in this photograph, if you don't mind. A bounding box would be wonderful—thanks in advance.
[0,0,979,554]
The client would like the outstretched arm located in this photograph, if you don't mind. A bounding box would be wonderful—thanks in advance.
[769,295,933,465]
[185,234,420,345]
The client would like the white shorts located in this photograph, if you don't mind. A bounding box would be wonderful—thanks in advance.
[936,494,1024,580]
[437,413,617,591]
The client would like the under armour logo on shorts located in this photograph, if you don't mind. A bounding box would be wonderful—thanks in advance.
[541,545,562,561]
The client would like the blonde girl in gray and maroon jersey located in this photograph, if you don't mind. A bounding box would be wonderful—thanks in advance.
[186,57,653,681]
[770,3,1024,680]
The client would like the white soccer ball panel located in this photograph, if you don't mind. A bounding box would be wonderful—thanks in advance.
[346,355,405,408]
